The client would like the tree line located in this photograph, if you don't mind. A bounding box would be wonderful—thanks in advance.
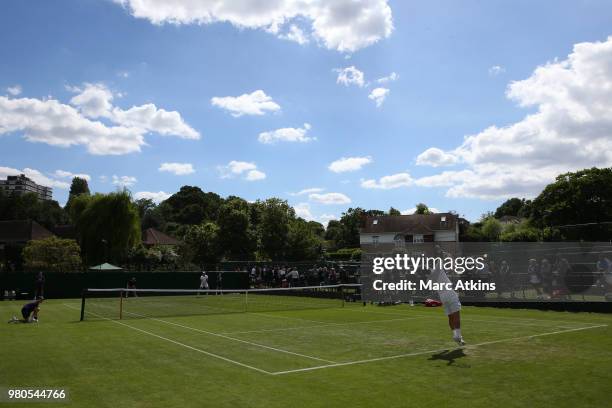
[462,168,612,242]
[1,167,611,271]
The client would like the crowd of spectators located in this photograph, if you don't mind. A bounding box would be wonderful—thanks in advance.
[457,252,612,299]
[239,265,351,288]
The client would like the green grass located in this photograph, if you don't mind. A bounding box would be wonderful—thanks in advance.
[1,298,611,408]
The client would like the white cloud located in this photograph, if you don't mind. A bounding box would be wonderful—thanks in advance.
[376,72,399,83]
[309,192,351,205]
[6,85,22,96]
[53,170,92,181]
[69,83,199,139]
[134,191,171,203]
[158,162,195,175]
[258,123,313,144]
[293,203,337,225]
[401,207,440,215]
[488,65,506,76]
[0,83,199,155]
[112,175,137,187]
[415,36,612,199]
[245,169,266,181]
[416,147,459,167]
[328,156,372,173]
[289,187,324,196]
[414,170,475,187]
[361,172,413,189]
[113,0,393,53]
[218,160,266,181]
[0,166,69,189]
[219,161,256,177]
[294,202,315,220]
[70,83,114,118]
[368,87,389,107]
[111,103,200,139]
[211,90,280,117]
[335,66,365,87]
[318,214,338,225]
[279,24,309,45]
[0,95,144,155]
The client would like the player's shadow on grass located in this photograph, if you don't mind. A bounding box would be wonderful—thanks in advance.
[428,349,469,367]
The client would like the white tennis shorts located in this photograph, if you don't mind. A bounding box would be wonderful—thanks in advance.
[440,291,461,315]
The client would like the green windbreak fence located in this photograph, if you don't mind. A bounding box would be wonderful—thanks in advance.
[0,271,248,299]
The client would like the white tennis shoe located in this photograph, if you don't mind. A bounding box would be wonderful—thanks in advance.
[453,335,466,346]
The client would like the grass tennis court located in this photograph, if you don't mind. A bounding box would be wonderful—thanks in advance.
[1,298,611,408]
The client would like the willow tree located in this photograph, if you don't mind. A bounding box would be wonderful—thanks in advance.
[75,191,141,265]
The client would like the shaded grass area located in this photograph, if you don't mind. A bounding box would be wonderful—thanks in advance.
[1,299,611,408]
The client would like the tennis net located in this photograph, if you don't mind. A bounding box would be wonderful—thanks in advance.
[80,285,361,321]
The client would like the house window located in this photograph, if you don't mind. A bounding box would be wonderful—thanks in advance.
[413,235,424,243]
[372,236,379,245]
[440,215,448,229]
[373,219,378,225]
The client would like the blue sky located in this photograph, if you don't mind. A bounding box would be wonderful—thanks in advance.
[2,0,612,223]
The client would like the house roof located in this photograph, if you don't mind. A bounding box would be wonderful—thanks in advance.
[142,228,181,246]
[0,220,55,243]
[360,213,457,234]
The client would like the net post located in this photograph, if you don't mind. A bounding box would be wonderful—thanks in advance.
[119,290,124,320]
[341,285,345,308]
[80,289,86,321]
[245,290,248,313]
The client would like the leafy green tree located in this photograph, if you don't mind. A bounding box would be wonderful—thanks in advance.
[134,198,164,230]
[306,221,325,238]
[183,222,222,265]
[481,217,503,241]
[414,203,433,215]
[460,224,485,242]
[337,207,366,248]
[530,167,612,240]
[161,186,223,225]
[142,206,165,230]
[500,227,540,242]
[499,221,541,242]
[134,198,155,220]
[69,177,90,197]
[68,193,93,224]
[65,177,91,215]
[388,207,401,216]
[0,191,67,229]
[517,199,534,219]
[75,191,141,265]
[259,198,294,259]
[23,237,82,271]
[217,197,255,260]
[324,220,344,250]
[286,218,322,261]
[494,198,525,218]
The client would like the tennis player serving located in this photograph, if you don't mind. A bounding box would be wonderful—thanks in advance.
[430,251,465,346]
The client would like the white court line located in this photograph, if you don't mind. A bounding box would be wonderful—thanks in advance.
[221,316,429,335]
[271,324,608,375]
[87,302,336,364]
[63,304,273,375]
